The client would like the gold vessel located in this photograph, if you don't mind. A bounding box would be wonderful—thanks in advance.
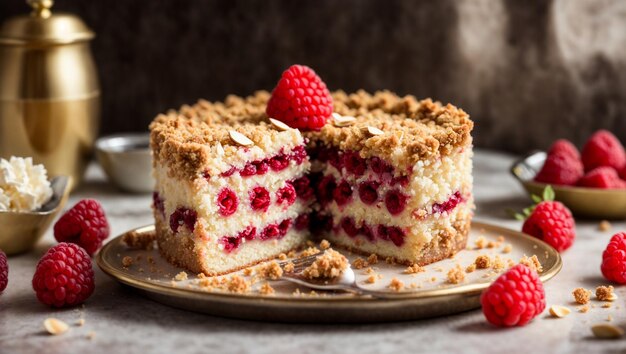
[0,0,100,189]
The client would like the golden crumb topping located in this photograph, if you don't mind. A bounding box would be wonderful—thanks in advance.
[388,278,404,291]
[227,275,251,294]
[259,282,275,295]
[520,255,543,273]
[121,256,133,268]
[352,258,369,270]
[302,249,348,279]
[404,264,425,274]
[573,288,592,305]
[174,271,188,281]
[122,230,156,250]
[367,254,379,264]
[319,239,331,250]
[474,255,492,269]
[596,285,615,301]
[256,261,283,280]
[447,265,466,284]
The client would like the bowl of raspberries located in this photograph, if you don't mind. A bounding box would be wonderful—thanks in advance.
[511,130,626,219]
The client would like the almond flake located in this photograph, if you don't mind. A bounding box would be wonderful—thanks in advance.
[269,118,291,131]
[607,293,618,301]
[44,318,69,335]
[229,130,254,147]
[549,305,571,318]
[366,126,384,136]
[332,114,356,127]
[591,323,624,339]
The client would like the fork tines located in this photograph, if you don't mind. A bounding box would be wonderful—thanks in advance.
[278,252,323,273]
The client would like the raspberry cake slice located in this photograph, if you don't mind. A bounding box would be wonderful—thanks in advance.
[306,90,473,265]
[150,66,473,275]
[150,93,313,275]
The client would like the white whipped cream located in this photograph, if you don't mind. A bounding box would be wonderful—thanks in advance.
[0,157,53,212]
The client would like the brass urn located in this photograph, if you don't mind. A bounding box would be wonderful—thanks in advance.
[0,0,100,189]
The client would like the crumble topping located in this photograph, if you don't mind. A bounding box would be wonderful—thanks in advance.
[596,286,616,301]
[366,275,378,284]
[259,282,275,295]
[121,256,133,268]
[302,249,348,279]
[283,262,295,273]
[227,275,250,293]
[277,253,287,261]
[122,230,156,250]
[447,265,465,284]
[474,236,487,249]
[319,239,331,250]
[474,255,491,269]
[352,258,369,270]
[256,261,283,280]
[404,264,425,274]
[502,244,512,254]
[388,278,404,291]
[520,255,543,273]
[300,247,321,258]
[573,288,592,305]
[367,254,379,264]
[242,268,253,276]
[465,263,476,273]
[174,271,188,281]
[492,256,506,272]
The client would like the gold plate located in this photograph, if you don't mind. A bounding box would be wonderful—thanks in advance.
[97,222,561,323]
[511,151,626,219]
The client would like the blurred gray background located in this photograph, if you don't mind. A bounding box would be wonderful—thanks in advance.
[2,0,626,153]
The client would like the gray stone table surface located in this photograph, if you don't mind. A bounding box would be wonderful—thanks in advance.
[1,150,626,354]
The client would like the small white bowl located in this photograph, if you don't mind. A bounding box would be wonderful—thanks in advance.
[95,133,153,193]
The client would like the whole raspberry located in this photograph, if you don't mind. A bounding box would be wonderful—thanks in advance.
[385,189,408,215]
[0,250,7,292]
[217,188,238,216]
[278,219,292,237]
[333,180,353,206]
[276,182,296,206]
[480,264,545,327]
[269,153,290,171]
[601,232,626,284]
[266,64,333,131]
[53,199,110,256]
[340,217,359,237]
[293,176,314,201]
[295,214,310,230]
[358,181,380,205]
[577,166,625,189]
[291,145,308,164]
[377,225,405,246]
[359,224,375,241]
[581,130,626,172]
[522,200,575,252]
[343,151,367,177]
[316,175,336,206]
[260,223,280,240]
[169,207,197,233]
[370,157,393,175]
[32,243,95,308]
[535,142,584,186]
[250,187,271,211]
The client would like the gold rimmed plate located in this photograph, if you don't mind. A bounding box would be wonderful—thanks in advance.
[511,151,626,219]
[97,222,561,323]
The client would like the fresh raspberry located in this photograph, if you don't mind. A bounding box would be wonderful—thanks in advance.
[169,207,197,234]
[522,201,575,252]
[548,139,580,161]
[577,166,625,189]
[291,145,308,164]
[250,187,271,211]
[53,199,110,256]
[377,225,405,246]
[480,264,546,327]
[269,153,290,171]
[385,189,408,215]
[295,214,310,230]
[328,149,343,170]
[358,181,380,205]
[278,219,292,237]
[0,250,7,292]
[293,176,314,201]
[316,175,336,206]
[253,160,269,175]
[343,151,367,177]
[276,182,296,206]
[341,217,359,237]
[370,157,393,175]
[534,146,583,186]
[390,175,409,187]
[359,224,375,241]
[240,226,257,241]
[432,191,464,214]
[260,223,280,240]
[220,167,237,177]
[240,163,257,177]
[333,180,353,206]
[220,235,241,253]
[217,188,238,216]
[581,130,626,172]
[601,232,626,284]
[32,243,95,308]
[266,64,333,131]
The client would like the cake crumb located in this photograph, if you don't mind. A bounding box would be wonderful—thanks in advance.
[242,268,253,276]
[367,254,379,264]
[607,315,613,322]
[122,230,156,250]
[227,275,250,293]
[319,239,331,250]
[502,244,512,254]
[283,262,295,273]
[121,256,133,268]
[447,265,465,284]
[364,267,375,274]
[256,261,283,280]
[520,255,543,273]
[174,271,188,281]
[475,255,492,269]
[277,253,287,261]
[300,247,320,258]
[352,257,369,270]
[573,287,592,305]
[465,263,476,273]
[287,250,297,258]
[475,236,487,249]
[602,302,612,309]
[578,305,590,313]
[598,220,612,232]
[366,275,377,284]
[259,282,275,295]
[486,241,498,248]
[302,249,348,279]
[404,264,425,274]
[596,285,616,301]
[492,255,505,272]
[497,235,505,243]
[388,278,404,291]
[385,257,396,265]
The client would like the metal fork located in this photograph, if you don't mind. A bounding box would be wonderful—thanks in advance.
[278,252,408,299]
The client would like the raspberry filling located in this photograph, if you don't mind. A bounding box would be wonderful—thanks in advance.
[152,192,165,216]
[341,217,359,237]
[260,223,280,240]
[215,145,308,178]
[370,157,393,175]
[432,191,464,214]
[343,151,367,177]
[358,181,380,205]
[385,189,408,215]
[269,153,290,171]
[217,188,238,216]
[316,175,336,206]
[276,182,297,206]
[293,175,314,200]
[295,213,310,230]
[333,180,353,206]
[169,207,197,233]
[250,187,271,212]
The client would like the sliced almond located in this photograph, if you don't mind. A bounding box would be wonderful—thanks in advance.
[607,293,619,301]
[591,323,624,339]
[228,130,254,147]
[549,305,571,318]
[269,118,291,131]
[366,126,384,136]
[332,113,356,127]
[44,318,69,335]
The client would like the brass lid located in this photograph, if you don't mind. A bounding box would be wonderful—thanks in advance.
[0,0,94,46]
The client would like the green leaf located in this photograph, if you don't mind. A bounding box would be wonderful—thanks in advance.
[531,194,542,204]
[543,185,555,201]
[513,213,526,221]
[506,208,526,221]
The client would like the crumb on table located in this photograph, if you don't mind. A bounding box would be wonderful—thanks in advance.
[573,287,592,305]
[122,256,133,268]
[474,236,487,249]
[319,239,331,250]
[502,244,512,254]
[352,257,369,270]
[596,285,615,301]
[367,254,379,264]
[122,230,156,250]
[599,220,612,232]
[404,264,425,274]
[447,265,465,284]
[475,255,491,269]
[388,278,404,291]
[174,271,188,281]
[227,275,250,294]
[259,282,275,295]
[256,261,283,280]
[465,263,476,273]
[366,275,377,284]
